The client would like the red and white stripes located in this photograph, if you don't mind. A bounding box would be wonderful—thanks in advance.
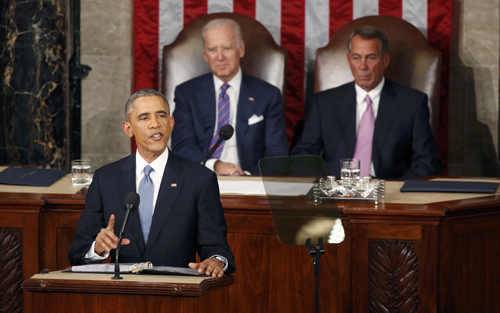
[133,0,450,161]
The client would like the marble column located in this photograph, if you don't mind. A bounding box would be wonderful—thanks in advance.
[0,0,70,169]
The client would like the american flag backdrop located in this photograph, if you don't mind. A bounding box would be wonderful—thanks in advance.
[133,0,451,169]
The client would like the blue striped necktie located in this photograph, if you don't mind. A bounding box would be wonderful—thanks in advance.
[209,83,230,159]
[138,165,154,245]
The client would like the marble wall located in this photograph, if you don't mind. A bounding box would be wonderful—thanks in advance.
[80,0,133,170]
[448,0,500,176]
[79,0,500,176]
[0,0,70,169]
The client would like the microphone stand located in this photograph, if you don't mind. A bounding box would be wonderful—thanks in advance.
[112,204,134,280]
[203,137,224,166]
[306,237,325,313]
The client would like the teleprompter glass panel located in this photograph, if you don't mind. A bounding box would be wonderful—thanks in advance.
[258,155,344,246]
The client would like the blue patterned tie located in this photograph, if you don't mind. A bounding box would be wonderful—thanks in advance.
[138,165,154,245]
[209,83,230,159]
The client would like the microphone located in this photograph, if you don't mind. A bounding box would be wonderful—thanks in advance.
[112,192,140,280]
[202,124,234,166]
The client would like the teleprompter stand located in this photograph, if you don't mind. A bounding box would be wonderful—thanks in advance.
[259,155,345,313]
[306,237,325,313]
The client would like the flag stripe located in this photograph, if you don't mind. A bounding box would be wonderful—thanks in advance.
[133,0,159,91]
[184,0,207,26]
[255,0,281,44]
[329,0,353,38]
[305,0,330,68]
[379,0,402,17]
[234,0,256,16]
[208,0,233,13]
[135,0,451,170]
[281,0,306,143]
[159,1,183,87]
[353,0,378,19]
[427,0,451,173]
[403,0,427,37]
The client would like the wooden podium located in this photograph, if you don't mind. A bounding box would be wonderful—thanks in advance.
[22,271,234,313]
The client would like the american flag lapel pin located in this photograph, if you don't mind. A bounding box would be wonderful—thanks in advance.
[171,183,177,187]
[248,97,254,101]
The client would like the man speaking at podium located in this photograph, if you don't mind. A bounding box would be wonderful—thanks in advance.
[68,89,235,277]
[171,18,288,175]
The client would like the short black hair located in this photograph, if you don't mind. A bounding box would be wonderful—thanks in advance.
[124,89,170,121]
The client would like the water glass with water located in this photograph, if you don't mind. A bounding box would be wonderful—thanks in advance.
[340,158,360,182]
[71,159,92,185]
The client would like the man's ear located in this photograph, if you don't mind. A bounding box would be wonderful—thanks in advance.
[383,52,391,69]
[239,41,245,58]
[122,121,134,138]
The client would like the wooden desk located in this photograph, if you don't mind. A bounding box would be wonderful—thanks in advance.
[1,180,500,312]
[22,271,234,313]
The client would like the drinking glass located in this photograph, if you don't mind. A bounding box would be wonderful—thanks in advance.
[71,159,92,185]
[340,158,360,182]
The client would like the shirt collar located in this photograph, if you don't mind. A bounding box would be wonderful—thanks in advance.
[135,148,169,179]
[355,76,385,105]
[213,67,242,92]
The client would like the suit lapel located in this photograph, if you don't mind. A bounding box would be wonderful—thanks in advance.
[196,75,217,150]
[373,80,399,169]
[119,154,146,253]
[145,152,184,251]
[236,74,255,149]
[341,84,357,157]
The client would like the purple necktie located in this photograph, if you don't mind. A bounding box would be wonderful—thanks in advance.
[353,95,375,177]
[209,83,230,159]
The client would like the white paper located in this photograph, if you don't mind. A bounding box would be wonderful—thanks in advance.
[218,180,313,196]
[71,263,131,273]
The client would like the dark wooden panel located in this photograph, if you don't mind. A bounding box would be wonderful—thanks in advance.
[368,240,419,313]
[227,221,347,313]
[57,227,77,270]
[439,215,500,313]
[40,210,81,270]
[352,222,439,313]
[0,229,23,313]
[24,288,229,313]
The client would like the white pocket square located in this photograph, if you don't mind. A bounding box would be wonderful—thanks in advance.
[248,114,264,125]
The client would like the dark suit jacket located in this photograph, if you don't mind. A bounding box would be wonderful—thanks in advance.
[292,79,441,179]
[68,151,235,274]
[171,72,288,175]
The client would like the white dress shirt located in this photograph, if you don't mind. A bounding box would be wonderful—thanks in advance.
[84,149,169,261]
[354,77,385,177]
[205,68,242,172]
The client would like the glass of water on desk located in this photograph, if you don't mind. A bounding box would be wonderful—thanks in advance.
[340,158,360,183]
[71,159,92,185]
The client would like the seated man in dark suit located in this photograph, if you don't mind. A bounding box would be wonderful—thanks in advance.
[68,89,235,277]
[292,26,441,179]
[171,18,288,175]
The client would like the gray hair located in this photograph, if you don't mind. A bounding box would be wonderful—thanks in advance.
[347,26,389,56]
[202,18,243,47]
[124,89,170,121]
